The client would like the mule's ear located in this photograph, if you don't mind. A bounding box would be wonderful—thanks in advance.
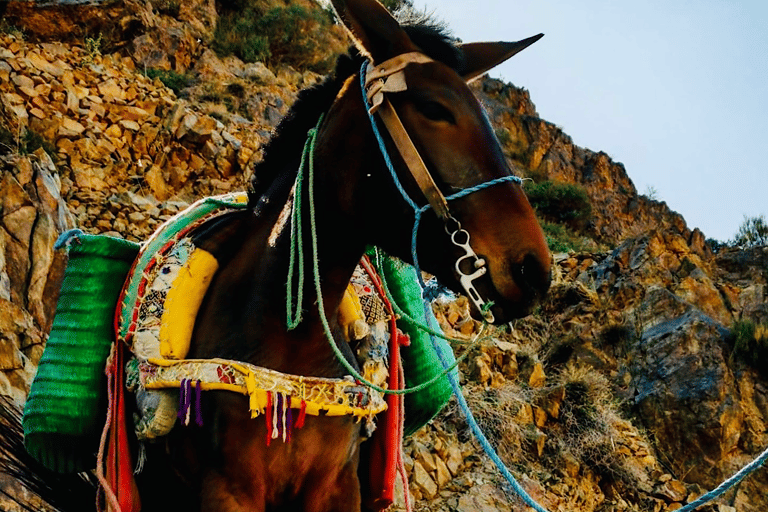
[459,34,544,82]
[330,0,418,62]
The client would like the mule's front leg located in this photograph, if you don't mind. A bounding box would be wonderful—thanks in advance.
[200,470,267,512]
[198,395,364,512]
[302,454,362,512]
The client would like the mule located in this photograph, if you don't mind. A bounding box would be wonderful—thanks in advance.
[135,1,550,511]
[11,1,551,511]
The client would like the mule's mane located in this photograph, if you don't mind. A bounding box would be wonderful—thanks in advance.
[246,10,462,209]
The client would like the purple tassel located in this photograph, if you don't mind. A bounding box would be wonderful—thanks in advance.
[178,379,192,425]
[275,393,283,438]
[286,397,293,443]
[194,380,203,427]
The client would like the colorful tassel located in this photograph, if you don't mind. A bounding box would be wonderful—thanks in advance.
[296,399,307,429]
[178,379,193,426]
[281,395,288,443]
[272,392,281,440]
[265,391,273,446]
[194,380,203,427]
[286,398,293,444]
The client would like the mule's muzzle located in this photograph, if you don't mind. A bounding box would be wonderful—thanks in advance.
[468,252,551,323]
[511,252,551,313]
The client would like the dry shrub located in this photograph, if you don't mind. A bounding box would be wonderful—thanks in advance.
[439,384,537,466]
[550,365,652,488]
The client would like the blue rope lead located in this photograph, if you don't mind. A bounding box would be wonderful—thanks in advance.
[424,302,551,512]
[676,444,768,511]
[361,59,768,510]
[362,59,547,510]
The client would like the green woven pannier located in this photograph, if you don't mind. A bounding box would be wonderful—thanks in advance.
[379,256,458,437]
[23,232,139,473]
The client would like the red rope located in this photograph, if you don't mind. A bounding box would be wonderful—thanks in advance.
[95,348,121,512]
[360,255,406,509]
[397,363,412,512]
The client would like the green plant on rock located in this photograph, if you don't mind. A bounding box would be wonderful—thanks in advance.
[540,220,596,254]
[494,127,512,147]
[643,185,659,201]
[213,3,341,73]
[706,237,727,254]
[0,20,24,39]
[21,130,56,156]
[525,180,592,231]
[83,33,103,64]
[214,11,271,64]
[730,320,768,375]
[731,214,768,248]
[143,68,193,96]
[0,127,55,156]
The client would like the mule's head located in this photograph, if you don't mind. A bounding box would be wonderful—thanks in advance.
[331,0,551,322]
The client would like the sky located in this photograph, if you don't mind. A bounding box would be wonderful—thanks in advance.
[412,0,767,242]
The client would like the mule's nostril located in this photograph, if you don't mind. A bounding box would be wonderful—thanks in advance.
[512,253,551,301]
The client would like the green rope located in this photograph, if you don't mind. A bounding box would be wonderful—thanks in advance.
[288,117,489,395]
[285,124,312,330]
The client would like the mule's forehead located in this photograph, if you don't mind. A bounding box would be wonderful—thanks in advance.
[401,61,481,103]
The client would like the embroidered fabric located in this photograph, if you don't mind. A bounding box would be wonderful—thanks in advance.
[120,194,394,444]
[132,238,195,360]
[138,358,387,418]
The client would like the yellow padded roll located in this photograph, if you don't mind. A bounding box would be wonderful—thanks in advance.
[159,248,219,359]
[338,284,367,341]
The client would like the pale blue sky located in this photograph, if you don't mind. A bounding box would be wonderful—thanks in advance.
[415,0,767,242]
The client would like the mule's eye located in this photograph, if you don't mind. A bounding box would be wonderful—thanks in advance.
[415,100,456,124]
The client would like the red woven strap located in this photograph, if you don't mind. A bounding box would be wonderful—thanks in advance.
[361,256,406,511]
[105,343,141,512]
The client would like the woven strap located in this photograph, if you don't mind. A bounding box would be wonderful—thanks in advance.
[139,357,388,420]
[364,54,451,220]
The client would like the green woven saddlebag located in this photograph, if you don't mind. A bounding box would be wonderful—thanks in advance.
[379,256,458,437]
[23,232,139,473]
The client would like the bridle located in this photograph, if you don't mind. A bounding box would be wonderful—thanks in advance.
[361,53,523,323]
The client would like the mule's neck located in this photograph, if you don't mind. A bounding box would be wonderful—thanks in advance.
[190,132,370,380]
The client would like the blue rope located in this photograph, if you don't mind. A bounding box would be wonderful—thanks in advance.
[360,60,768,511]
[675,444,768,511]
[424,301,551,512]
[359,60,550,512]
[54,228,84,249]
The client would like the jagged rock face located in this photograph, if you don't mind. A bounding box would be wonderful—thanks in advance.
[0,150,73,404]
[715,245,768,324]
[554,229,768,511]
[2,0,150,46]
[1,0,217,49]
[632,305,737,483]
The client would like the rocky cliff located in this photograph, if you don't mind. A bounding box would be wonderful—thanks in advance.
[1,1,766,511]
